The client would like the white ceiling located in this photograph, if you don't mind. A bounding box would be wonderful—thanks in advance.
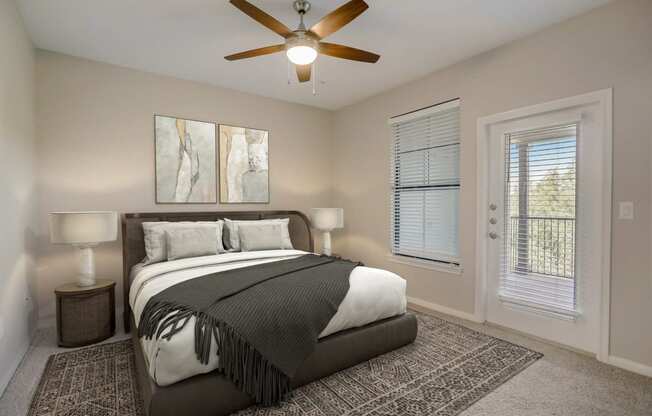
[18,0,611,110]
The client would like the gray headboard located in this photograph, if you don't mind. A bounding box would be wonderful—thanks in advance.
[121,210,313,332]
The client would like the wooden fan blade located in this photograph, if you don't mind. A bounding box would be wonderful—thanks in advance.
[296,64,311,83]
[319,42,380,63]
[230,0,293,38]
[309,0,368,39]
[225,44,285,61]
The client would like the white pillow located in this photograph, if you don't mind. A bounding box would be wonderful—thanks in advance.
[238,223,284,252]
[142,221,224,264]
[223,218,293,251]
[166,227,219,260]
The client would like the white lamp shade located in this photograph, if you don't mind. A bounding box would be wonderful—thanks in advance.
[311,208,344,231]
[49,211,118,245]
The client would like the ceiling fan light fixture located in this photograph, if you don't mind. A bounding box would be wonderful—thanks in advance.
[225,0,380,83]
[286,45,317,65]
[285,34,318,65]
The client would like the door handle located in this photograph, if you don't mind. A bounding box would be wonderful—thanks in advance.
[489,232,498,240]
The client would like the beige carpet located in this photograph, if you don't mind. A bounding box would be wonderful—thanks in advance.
[2,309,651,416]
[26,313,541,416]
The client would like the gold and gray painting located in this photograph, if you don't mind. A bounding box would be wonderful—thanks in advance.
[155,115,217,203]
[219,125,269,203]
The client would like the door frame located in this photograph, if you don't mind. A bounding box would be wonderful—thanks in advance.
[474,89,613,361]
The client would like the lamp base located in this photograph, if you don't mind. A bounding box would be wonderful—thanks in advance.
[321,231,332,256]
[77,275,97,287]
[77,246,97,287]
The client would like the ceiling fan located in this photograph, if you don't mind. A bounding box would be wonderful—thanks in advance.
[225,0,380,83]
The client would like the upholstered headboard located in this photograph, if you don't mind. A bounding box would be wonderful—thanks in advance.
[121,210,313,331]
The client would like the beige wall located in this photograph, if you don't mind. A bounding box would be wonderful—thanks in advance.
[27,0,652,371]
[0,0,37,394]
[332,0,652,366]
[35,51,334,324]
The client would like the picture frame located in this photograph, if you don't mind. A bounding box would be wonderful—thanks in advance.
[218,124,270,204]
[154,115,217,204]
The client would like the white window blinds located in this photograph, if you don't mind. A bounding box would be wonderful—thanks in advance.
[501,124,578,317]
[390,99,460,264]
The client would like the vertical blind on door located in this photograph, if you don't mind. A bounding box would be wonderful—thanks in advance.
[389,99,460,264]
[500,124,578,317]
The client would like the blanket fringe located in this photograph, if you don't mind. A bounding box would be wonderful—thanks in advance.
[138,300,291,405]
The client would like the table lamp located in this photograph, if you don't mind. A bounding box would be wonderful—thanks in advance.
[310,208,344,256]
[49,211,118,287]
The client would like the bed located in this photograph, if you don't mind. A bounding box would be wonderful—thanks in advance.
[122,211,418,416]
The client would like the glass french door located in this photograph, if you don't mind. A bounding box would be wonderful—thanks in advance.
[485,106,602,353]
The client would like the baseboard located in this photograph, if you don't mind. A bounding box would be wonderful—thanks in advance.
[409,297,651,378]
[0,352,23,397]
[0,336,32,397]
[607,355,652,378]
[408,296,483,323]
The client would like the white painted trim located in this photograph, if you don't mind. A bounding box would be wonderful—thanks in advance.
[607,355,652,378]
[0,344,29,397]
[387,254,462,275]
[476,90,611,125]
[598,89,613,363]
[475,89,613,360]
[410,298,652,378]
[408,296,483,323]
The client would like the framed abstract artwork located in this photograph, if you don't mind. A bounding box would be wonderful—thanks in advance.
[154,115,217,203]
[219,124,269,203]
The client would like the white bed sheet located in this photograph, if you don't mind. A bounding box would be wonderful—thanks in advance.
[129,250,407,386]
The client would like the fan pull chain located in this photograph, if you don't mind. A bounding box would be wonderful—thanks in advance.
[312,60,317,95]
[287,59,291,85]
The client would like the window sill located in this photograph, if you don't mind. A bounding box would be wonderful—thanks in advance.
[386,254,462,275]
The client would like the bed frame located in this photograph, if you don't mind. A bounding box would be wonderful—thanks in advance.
[122,210,418,416]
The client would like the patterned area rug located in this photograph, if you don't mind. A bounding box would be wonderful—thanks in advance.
[28,341,142,416]
[238,313,543,415]
[29,313,542,416]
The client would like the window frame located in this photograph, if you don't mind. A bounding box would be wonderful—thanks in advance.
[388,98,462,269]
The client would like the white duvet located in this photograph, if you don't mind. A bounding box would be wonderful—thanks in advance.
[130,250,407,386]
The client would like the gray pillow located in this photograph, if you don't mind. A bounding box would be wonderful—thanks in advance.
[223,218,293,251]
[142,221,224,264]
[165,227,219,260]
[238,223,284,252]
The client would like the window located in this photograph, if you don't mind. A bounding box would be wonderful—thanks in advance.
[500,124,578,316]
[389,99,460,265]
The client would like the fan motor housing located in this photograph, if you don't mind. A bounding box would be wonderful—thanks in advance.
[285,30,319,52]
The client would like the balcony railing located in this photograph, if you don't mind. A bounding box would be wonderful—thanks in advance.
[509,216,575,279]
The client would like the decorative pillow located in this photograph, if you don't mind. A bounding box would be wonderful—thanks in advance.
[238,223,284,252]
[165,227,219,260]
[223,218,293,251]
[142,221,224,264]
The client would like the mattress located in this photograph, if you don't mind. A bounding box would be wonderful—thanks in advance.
[129,250,407,386]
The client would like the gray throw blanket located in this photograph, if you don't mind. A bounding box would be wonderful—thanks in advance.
[138,254,360,405]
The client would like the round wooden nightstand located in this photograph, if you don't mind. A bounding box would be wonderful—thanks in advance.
[55,279,116,347]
